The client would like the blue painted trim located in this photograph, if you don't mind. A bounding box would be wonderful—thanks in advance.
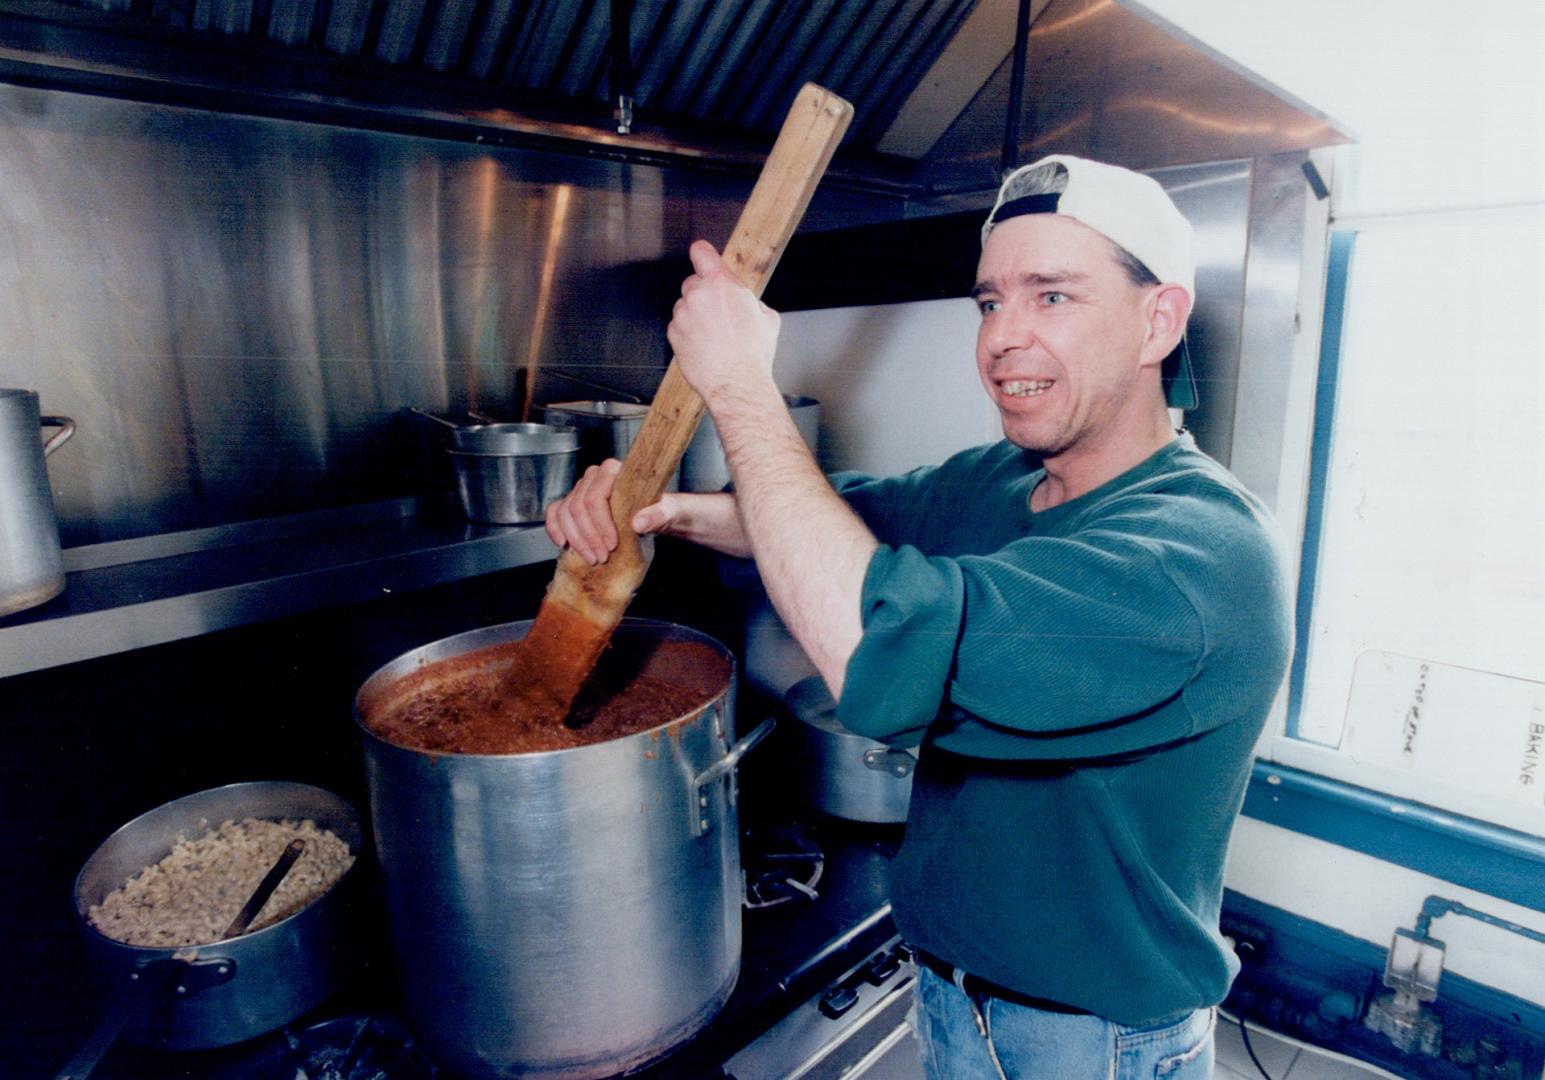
[1243,761,1545,913]
[1286,230,1356,740]
[1223,889,1545,1043]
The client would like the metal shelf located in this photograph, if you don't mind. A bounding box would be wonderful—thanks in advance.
[0,497,557,679]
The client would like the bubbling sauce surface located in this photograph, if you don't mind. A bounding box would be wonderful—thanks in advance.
[362,637,732,755]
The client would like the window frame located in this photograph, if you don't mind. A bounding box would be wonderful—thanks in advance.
[1247,189,1545,843]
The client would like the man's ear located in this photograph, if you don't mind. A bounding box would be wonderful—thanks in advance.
[1141,284,1192,368]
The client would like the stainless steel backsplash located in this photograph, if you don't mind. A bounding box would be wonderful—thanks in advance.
[0,84,897,545]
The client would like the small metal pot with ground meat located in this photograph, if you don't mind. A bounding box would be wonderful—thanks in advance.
[69,781,363,1057]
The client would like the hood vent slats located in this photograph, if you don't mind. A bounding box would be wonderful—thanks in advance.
[6,0,1350,193]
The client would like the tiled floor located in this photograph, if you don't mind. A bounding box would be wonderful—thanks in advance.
[1211,1015,1388,1080]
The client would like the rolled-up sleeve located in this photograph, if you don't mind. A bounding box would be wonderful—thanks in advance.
[837,520,1209,759]
[838,544,964,746]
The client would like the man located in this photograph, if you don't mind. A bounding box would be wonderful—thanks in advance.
[547,155,1291,1078]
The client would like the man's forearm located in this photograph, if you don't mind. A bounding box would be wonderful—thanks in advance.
[713,381,878,697]
[647,491,754,559]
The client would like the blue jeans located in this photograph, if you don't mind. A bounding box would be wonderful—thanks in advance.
[911,961,1215,1079]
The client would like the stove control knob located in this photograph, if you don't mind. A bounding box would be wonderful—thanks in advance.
[862,950,902,985]
[819,983,860,1019]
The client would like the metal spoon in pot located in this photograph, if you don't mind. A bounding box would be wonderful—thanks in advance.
[223,837,305,939]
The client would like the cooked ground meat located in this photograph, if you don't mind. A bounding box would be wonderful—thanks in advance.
[87,817,353,947]
[363,637,733,755]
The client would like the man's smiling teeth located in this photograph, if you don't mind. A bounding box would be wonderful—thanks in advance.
[1002,379,1054,397]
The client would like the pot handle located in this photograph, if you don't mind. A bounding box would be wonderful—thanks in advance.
[52,956,236,1080]
[690,716,775,837]
[41,415,76,457]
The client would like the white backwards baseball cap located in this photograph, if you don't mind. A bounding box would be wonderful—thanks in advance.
[981,154,1199,409]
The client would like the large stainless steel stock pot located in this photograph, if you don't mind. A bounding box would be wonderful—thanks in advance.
[354,618,771,1080]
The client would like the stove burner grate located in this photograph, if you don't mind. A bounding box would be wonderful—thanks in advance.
[234,1014,440,1080]
[743,823,825,909]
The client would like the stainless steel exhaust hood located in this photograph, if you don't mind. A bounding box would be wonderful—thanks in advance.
[910,0,1352,189]
[0,0,1347,556]
[0,0,1348,195]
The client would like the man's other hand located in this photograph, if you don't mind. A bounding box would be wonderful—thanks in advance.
[545,459,626,565]
[550,460,753,565]
[544,459,701,565]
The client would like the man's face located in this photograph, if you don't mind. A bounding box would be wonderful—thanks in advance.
[972,214,1164,457]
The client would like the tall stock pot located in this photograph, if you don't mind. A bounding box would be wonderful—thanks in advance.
[0,388,75,617]
[354,618,771,1080]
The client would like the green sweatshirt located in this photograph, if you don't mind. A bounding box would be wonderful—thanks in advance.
[833,433,1291,1026]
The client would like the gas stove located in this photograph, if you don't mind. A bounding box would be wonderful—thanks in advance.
[75,814,909,1080]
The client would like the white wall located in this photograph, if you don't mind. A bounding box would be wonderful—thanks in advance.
[773,298,998,476]
[1136,0,1545,214]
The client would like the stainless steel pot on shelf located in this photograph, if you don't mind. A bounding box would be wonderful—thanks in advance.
[541,399,648,463]
[0,388,75,617]
[354,618,773,1080]
[446,421,579,524]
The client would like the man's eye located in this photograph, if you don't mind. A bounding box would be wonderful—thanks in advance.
[977,299,1000,314]
[1042,292,1068,305]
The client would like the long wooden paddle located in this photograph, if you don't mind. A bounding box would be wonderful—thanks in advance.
[499,83,854,724]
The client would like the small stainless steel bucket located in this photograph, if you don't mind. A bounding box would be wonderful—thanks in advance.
[447,422,578,524]
[543,400,680,490]
[541,400,649,463]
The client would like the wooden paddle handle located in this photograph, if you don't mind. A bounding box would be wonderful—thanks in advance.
[546,84,854,625]
[611,83,854,520]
